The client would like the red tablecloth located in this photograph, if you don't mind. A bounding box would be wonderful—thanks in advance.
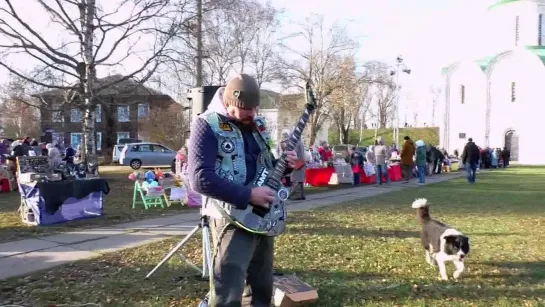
[360,164,402,184]
[305,164,402,186]
[305,167,334,187]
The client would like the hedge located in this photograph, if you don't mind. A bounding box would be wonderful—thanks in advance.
[328,127,440,146]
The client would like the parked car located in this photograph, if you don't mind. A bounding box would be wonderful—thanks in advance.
[332,144,353,161]
[112,139,142,163]
[119,142,176,170]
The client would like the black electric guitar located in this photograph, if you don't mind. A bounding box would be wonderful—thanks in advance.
[229,81,318,236]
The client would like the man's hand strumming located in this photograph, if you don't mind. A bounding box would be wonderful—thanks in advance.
[250,187,275,208]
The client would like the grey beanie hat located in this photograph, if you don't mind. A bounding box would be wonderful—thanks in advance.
[223,74,260,109]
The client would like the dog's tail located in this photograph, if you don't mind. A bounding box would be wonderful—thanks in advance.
[411,198,431,224]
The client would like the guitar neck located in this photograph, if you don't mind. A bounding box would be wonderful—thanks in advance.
[267,107,313,185]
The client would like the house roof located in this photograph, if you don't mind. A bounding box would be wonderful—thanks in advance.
[33,74,172,100]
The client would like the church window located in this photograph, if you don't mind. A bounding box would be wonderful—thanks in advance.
[515,16,520,46]
[460,85,465,104]
[539,14,543,46]
[511,82,516,102]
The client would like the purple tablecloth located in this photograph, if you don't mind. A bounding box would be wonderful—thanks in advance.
[20,180,104,225]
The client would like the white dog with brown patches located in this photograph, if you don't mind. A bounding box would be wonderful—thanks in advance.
[412,198,470,280]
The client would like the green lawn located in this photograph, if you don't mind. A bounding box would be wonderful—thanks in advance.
[1,167,544,307]
[0,165,350,243]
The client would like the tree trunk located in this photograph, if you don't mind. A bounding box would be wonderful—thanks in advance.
[340,128,349,145]
[308,113,317,146]
[102,102,116,164]
[80,0,96,159]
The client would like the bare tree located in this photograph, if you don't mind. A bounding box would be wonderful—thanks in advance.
[0,74,40,138]
[0,0,186,158]
[247,3,281,88]
[329,56,365,144]
[138,106,188,150]
[372,82,396,128]
[277,14,357,145]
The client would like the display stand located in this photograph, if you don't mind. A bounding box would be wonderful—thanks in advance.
[329,163,353,184]
[16,156,108,226]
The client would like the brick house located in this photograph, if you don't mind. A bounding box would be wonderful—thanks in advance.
[36,74,182,154]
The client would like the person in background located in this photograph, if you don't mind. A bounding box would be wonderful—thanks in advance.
[365,145,377,176]
[318,141,332,166]
[64,145,76,164]
[278,129,292,187]
[432,146,445,174]
[501,146,511,168]
[349,146,364,186]
[289,134,306,200]
[0,139,8,164]
[10,139,26,157]
[461,137,480,184]
[399,136,416,183]
[173,146,187,174]
[491,148,499,168]
[373,139,390,185]
[40,142,48,156]
[415,140,427,184]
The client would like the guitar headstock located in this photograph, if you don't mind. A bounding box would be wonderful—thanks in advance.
[305,81,317,111]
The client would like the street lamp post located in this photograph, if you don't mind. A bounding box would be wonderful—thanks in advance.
[389,56,411,149]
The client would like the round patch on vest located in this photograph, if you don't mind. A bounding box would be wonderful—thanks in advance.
[221,140,235,153]
[278,189,289,201]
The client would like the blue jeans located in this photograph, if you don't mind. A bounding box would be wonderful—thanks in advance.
[417,164,426,183]
[465,162,477,183]
[375,164,390,184]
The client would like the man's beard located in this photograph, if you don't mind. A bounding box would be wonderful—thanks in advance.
[233,118,255,131]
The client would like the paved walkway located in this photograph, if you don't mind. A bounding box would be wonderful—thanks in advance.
[0,173,462,280]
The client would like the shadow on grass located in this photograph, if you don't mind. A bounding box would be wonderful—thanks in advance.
[478,261,545,284]
[288,226,420,238]
[273,268,545,306]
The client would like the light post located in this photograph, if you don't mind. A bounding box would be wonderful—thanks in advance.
[389,56,411,149]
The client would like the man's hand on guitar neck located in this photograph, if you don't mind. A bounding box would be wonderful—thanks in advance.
[284,150,298,168]
[250,186,275,209]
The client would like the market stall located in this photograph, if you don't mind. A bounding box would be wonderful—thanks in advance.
[17,156,109,226]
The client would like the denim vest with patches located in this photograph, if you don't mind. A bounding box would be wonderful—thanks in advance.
[199,112,274,221]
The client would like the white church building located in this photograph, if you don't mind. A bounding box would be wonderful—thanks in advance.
[441,0,545,164]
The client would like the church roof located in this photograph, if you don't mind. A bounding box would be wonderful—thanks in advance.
[475,56,496,72]
[526,46,545,65]
[442,46,545,75]
[489,0,519,9]
[488,0,545,10]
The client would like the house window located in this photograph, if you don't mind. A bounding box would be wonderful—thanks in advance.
[96,132,102,151]
[137,103,149,119]
[95,105,102,123]
[52,104,63,122]
[117,132,130,143]
[539,14,543,46]
[71,108,82,122]
[70,133,82,148]
[117,105,130,122]
[511,82,516,102]
[515,15,520,46]
[52,132,64,145]
[460,85,465,104]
